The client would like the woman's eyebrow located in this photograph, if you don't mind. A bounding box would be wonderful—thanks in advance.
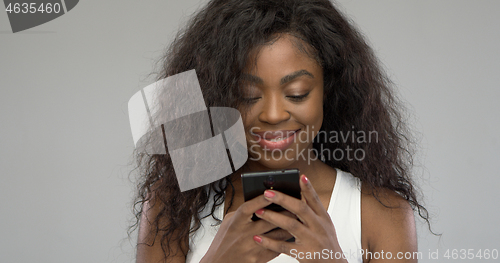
[241,74,264,85]
[280,70,314,85]
[241,70,314,86]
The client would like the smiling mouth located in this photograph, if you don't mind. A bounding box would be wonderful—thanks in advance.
[251,129,301,151]
[253,129,300,140]
[263,131,299,141]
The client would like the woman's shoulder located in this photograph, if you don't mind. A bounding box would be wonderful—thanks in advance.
[360,183,417,258]
[136,187,189,263]
[335,168,413,223]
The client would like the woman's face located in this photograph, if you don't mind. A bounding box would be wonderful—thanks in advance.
[240,35,324,170]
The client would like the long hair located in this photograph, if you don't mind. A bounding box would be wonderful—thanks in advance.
[129,0,432,259]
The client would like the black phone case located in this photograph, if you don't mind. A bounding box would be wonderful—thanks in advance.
[241,169,301,221]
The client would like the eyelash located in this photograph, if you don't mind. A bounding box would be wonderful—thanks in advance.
[287,92,310,102]
[242,92,310,104]
[242,97,260,104]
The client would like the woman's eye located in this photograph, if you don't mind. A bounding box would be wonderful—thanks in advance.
[287,92,310,102]
[242,97,261,104]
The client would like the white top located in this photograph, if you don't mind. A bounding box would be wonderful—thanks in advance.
[185,168,363,262]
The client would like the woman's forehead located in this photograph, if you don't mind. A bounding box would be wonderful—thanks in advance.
[243,34,322,75]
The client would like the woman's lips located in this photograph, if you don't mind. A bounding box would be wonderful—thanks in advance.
[252,129,300,151]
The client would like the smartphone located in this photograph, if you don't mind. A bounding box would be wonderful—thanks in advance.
[241,168,301,221]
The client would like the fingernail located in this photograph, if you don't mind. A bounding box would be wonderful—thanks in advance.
[264,190,275,198]
[255,209,264,215]
[253,235,262,243]
[301,175,309,184]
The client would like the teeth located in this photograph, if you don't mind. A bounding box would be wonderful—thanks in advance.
[266,137,286,142]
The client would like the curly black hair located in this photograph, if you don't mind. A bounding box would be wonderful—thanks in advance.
[129,0,433,260]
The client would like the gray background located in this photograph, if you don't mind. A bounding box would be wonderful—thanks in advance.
[0,0,498,262]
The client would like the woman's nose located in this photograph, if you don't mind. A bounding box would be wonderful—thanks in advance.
[258,95,291,125]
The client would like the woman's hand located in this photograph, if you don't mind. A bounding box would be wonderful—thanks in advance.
[252,175,348,263]
[200,194,288,263]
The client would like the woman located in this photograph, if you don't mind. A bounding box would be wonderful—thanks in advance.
[131,0,431,262]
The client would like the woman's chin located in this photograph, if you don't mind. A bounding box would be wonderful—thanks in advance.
[247,153,297,170]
